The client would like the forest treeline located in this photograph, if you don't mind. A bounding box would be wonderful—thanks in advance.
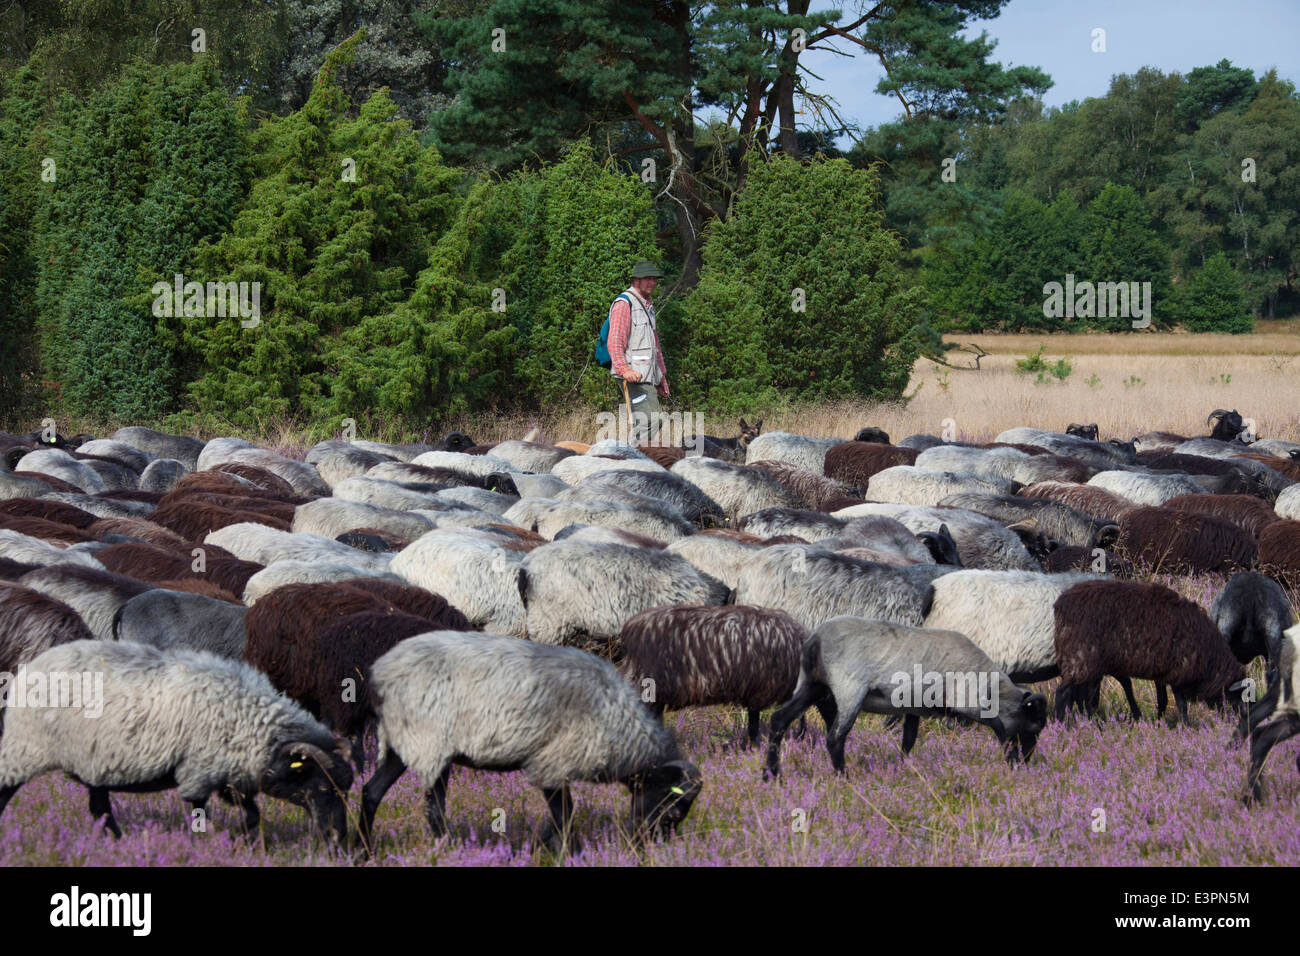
[0,1,1295,430]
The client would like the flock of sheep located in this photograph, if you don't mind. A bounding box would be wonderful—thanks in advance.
[1,407,1299,856]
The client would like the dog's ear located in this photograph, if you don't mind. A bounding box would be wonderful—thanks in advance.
[754,419,763,432]
[738,418,749,430]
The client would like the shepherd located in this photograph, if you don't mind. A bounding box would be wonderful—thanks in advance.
[606,260,670,443]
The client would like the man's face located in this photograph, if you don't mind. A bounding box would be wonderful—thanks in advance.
[633,276,658,297]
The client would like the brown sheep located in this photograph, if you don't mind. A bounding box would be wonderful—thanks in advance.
[214,462,301,498]
[823,442,919,490]
[1258,520,1300,590]
[1042,545,1136,578]
[153,578,243,605]
[85,516,194,551]
[1116,506,1257,575]
[1235,452,1300,483]
[1053,580,1247,724]
[0,514,98,545]
[640,445,687,469]
[747,460,858,512]
[1021,481,1136,523]
[1163,493,1280,539]
[0,498,98,529]
[619,604,807,745]
[160,490,297,524]
[147,498,291,543]
[0,582,95,672]
[0,557,39,581]
[94,540,262,598]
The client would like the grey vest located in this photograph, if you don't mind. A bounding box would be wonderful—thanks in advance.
[614,287,662,386]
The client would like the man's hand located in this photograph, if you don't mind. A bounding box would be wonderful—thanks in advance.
[658,383,669,398]
[624,370,641,383]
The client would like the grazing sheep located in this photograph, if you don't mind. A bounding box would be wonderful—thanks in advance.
[1066,424,1099,440]
[733,544,929,633]
[1275,484,1300,520]
[0,498,97,529]
[1211,571,1294,668]
[86,516,192,550]
[75,439,152,474]
[823,442,919,491]
[574,469,723,527]
[619,605,806,744]
[482,440,575,474]
[390,527,528,635]
[810,514,940,565]
[411,450,519,480]
[306,443,393,488]
[111,427,205,471]
[586,440,654,461]
[17,564,151,640]
[1247,439,1300,459]
[519,540,728,648]
[924,570,1100,683]
[867,466,1021,508]
[205,522,393,575]
[915,445,1031,482]
[1020,480,1137,523]
[435,486,519,516]
[1244,624,1300,801]
[938,492,1120,550]
[292,497,433,542]
[552,525,666,549]
[745,460,857,512]
[671,456,800,517]
[832,503,1039,571]
[42,493,156,521]
[0,640,353,841]
[1163,493,1280,538]
[197,446,329,498]
[0,530,105,571]
[1043,545,1136,577]
[1116,506,1257,575]
[665,530,769,590]
[0,583,94,671]
[1232,452,1300,486]
[359,631,703,853]
[351,440,434,461]
[896,434,946,451]
[1053,580,1248,723]
[94,540,261,598]
[744,432,843,474]
[113,588,248,659]
[640,445,687,469]
[243,580,470,766]
[0,514,97,545]
[1086,470,1206,507]
[334,475,448,511]
[1258,520,1300,590]
[551,455,664,485]
[764,616,1048,777]
[505,496,691,544]
[241,560,403,605]
[995,428,1136,468]
[738,507,846,542]
[14,448,107,494]
[137,459,188,493]
[163,490,296,523]
[150,498,290,542]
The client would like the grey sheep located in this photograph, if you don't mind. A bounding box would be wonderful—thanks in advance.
[76,439,154,474]
[487,440,575,473]
[619,604,806,745]
[306,442,394,488]
[44,492,155,520]
[18,564,151,640]
[334,475,448,511]
[241,560,403,605]
[292,497,434,542]
[745,432,843,473]
[113,588,248,659]
[1211,571,1294,669]
[0,640,352,841]
[111,427,205,471]
[866,466,1022,508]
[575,469,723,527]
[138,459,188,493]
[995,428,1136,469]
[197,440,329,497]
[13,448,107,494]
[505,496,692,543]
[671,456,800,517]
[733,544,929,633]
[763,616,1048,777]
[737,507,846,541]
[205,522,393,575]
[745,459,860,512]
[665,530,770,590]
[359,631,703,853]
[436,486,519,515]
[519,539,728,647]
[832,503,1038,571]
[1086,469,1206,506]
[551,455,664,484]
[351,440,434,461]
[1244,623,1300,802]
[0,529,105,571]
[390,527,527,635]
[411,449,520,479]
[937,492,1120,550]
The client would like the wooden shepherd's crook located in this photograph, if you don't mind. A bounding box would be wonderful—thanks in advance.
[621,377,634,431]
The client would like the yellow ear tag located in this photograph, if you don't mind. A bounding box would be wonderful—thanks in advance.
[670,786,685,795]
[290,761,304,769]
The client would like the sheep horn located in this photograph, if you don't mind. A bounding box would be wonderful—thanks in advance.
[1006,518,1039,535]
[1207,409,1231,424]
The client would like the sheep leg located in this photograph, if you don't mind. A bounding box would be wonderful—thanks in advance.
[88,787,122,838]
[348,729,369,775]
[1155,684,1169,718]
[763,683,826,780]
[359,750,408,852]
[0,784,18,820]
[745,708,761,748]
[234,792,260,836]
[423,767,452,838]
[1118,678,1142,722]
[792,715,808,740]
[825,699,864,774]
[539,785,577,855]
[899,714,920,756]
[1246,714,1300,802]
[1172,691,1190,727]
[814,698,838,733]
[1052,683,1074,722]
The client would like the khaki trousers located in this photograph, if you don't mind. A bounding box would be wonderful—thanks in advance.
[621,381,663,443]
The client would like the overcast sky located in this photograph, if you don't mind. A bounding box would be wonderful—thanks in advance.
[791,0,1300,145]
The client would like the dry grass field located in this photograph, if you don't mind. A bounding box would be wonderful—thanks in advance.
[435,327,1300,451]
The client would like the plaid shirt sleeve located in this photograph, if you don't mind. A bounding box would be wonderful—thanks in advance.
[608,297,632,378]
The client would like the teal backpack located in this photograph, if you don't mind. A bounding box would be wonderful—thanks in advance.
[595,293,632,369]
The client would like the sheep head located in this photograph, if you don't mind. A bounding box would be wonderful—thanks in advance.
[626,760,703,842]
[261,740,353,845]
